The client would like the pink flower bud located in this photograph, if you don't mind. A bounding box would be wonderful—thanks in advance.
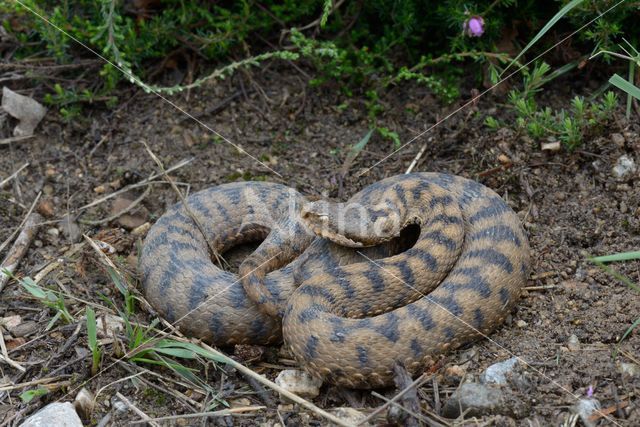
[464,16,485,37]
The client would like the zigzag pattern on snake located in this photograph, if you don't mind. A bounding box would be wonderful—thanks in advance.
[140,173,530,388]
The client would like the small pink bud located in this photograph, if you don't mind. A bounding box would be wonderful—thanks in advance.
[586,385,594,397]
[464,16,485,37]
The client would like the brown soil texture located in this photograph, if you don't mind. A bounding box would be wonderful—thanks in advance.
[1,65,639,426]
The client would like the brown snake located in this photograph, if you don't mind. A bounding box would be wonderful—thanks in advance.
[140,173,530,388]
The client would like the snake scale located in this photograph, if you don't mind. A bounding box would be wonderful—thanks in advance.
[140,173,530,388]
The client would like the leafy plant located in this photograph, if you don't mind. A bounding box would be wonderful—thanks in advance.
[486,62,618,149]
[3,270,73,330]
[20,387,48,403]
[85,307,101,375]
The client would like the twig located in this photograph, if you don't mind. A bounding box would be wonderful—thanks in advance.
[77,158,193,211]
[0,197,43,292]
[0,192,41,256]
[371,391,436,425]
[130,406,266,424]
[0,135,35,146]
[197,342,352,427]
[115,392,160,427]
[0,162,29,189]
[141,141,226,268]
[0,376,66,392]
[0,326,25,372]
[405,144,428,174]
[522,285,558,291]
[79,185,151,226]
[358,373,433,425]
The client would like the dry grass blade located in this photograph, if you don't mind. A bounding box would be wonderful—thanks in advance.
[130,406,267,424]
[78,157,193,211]
[0,327,25,372]
[194,342,353,427]
[0,162,29,189]
[358,373,432,425]
[115,392,160,427]
[79,185,152,226]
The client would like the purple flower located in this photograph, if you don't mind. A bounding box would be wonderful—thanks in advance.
[586,385,594,397]
[464,16,485,37]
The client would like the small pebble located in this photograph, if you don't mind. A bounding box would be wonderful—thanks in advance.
[516,320,527,328]
[274,369,323,399]
[611,133,625,148]
[46,228,60,237]
[612,155,636,179]
[567,334,580,351]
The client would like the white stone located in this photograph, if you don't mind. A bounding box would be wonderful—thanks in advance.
[20,402,82,427]
[274,369,322,399]
[612,155,636,179]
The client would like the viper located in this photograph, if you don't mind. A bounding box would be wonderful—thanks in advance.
[140,173,530,388]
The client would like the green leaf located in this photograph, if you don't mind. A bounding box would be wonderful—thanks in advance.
[609,74,640,100]
[20,387,48,403]
[502,0,586,76]
[86,307,98,351]
[591,251,640,263]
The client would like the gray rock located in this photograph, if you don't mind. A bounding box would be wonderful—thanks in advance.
[612,154,636,179]
[482,358,519,385]
[442,382,529,419]
[20,402,82,427]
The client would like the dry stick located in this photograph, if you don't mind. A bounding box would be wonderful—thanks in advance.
[0,326,25,372]
[0,162,29,189]
[197,342,352,427]
[115,392,160,427]
[357,373,433,426]
[0,135,34,146]
[79,185,152,226]
[0,192,41,256]
[404,143,428,174]
[370,391,437,426]
[77,158,193,211]
[0,208,43,292]
[141,141,227,268]
[131,406,267,424]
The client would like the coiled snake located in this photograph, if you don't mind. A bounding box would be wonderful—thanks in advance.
[140,173,530,388]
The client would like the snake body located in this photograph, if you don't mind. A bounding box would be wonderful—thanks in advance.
[141,173,530,388]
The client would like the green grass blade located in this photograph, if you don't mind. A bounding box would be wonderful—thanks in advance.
[613,316,640,358]
[591,251,640,263]
[501,0,585,77]
[86,307,97,351]
[610,73,640,101]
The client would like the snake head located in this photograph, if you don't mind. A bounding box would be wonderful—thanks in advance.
[300,200,401,247]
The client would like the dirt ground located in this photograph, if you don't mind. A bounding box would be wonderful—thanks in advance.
[0,61,639,426]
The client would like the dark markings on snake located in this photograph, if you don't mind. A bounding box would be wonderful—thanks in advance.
[468,202,509,223]
[396,259,415,286]
[499,287,511,306]
[375,312,400,342]
[363,268,385,293]
[414,250,438,271]
[430,295,463,317]
[305,335,319,359]
[429,195,454,209]
[410,338,423,357]
[357,346,369,368]
[407,304,435,330]
[470,224,521,246]
[463,249,514,274]
[474,308,485,329]
[423,230,458,252]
